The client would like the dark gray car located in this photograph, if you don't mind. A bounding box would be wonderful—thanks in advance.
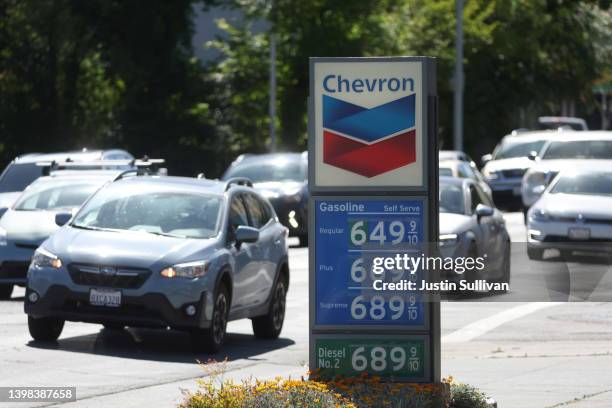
[25,176,289,352]
[439,177,511,290]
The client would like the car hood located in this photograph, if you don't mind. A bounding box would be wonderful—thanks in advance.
[44,227,218,269]
[483,157,532,173]
[0,209,61,244]
[440,212,473,235]
[536,193,612,219]
[0,192,21,210]
[254,181,306,199]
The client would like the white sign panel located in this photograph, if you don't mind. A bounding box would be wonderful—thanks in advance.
[310,58,427,190]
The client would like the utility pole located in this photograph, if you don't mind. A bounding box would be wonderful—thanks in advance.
[453,0,464,151]
[269,33,277,152]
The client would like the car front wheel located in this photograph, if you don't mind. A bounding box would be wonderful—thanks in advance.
[28,315,64,341]
[190,285,229,353]
[252,277,287,339]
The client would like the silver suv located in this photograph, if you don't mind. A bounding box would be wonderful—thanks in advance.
[24,175,289,352]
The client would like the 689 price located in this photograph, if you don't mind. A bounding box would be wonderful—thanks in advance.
[351,345,421,373]
[350,220,419,246]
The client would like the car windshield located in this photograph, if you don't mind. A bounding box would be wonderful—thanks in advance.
[71,184,223,239]
[550,172,612,196]
[13,181,102,211]
[494,139,546,160]
[0,163,44,193]
[225,159,305,183]
[440,183,465,214]
[541,140,612,160]
[439,167,453,177]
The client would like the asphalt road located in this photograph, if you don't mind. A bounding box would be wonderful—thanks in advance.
[1,213,612,407]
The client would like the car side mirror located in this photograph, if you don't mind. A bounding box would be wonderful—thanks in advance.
[235,225,259,245]
[527,151,538,161]
[475,204,494,222]
[533,184,546,195]
[481,154,492,165]
[55,212,72,227]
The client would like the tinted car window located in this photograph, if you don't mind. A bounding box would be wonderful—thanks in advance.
[542,140,612,160]
[551,172,612,196]
[0,163,44,193]
[228,195,249,232]
[440,183,465,214]
[14,182,100,211]
[72,184,222,239]
[469,185,483,213]
[225,159,305,182]
[439,167,453,177]
[494,139,546,160]
[243,193,272,228]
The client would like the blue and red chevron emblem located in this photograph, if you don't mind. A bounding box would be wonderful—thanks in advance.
[323,94,416,177]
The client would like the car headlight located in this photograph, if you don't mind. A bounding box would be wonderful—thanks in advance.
[161,260,208,278]
[439,233,459,246]
[530,208,549,222]
[482,168,499,180]
[0,227,6,246]
[31,248,63,269]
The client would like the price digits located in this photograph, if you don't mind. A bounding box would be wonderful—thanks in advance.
[350,220,419,246]
[351,345,421,373]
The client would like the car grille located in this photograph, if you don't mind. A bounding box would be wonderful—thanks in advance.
[501,169,527,178]
[68,264,151,289]
[0,261,30,279]
[548,216,612,225]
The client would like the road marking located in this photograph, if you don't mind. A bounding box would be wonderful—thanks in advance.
[442,302,563,343]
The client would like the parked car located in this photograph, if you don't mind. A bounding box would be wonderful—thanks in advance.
[222,152,308,245]
[521,132,612,213]
[439,177,511,291]
[439,159,492,200]
[480,131,558,209]
[526,163,612,260]
[0,149,133,210]
[537,116,588,131]
[0,170,125,299]
[25,175,289,352]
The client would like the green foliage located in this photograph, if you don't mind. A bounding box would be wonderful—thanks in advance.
[449,383,490,408]
[208,0,612,158]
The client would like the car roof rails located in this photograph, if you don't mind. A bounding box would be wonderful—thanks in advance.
[224,177,253,191]
[35,156,165,175]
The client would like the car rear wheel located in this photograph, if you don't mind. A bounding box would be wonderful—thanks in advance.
[28,315,64,341]
[0,284,13,300]
[190,285,229,353]
[527,247,543,261]
[252,276,287,339]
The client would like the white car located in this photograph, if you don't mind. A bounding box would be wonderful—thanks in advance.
[439,159,492,200]
[526,163,612,260]
[521,132,612,211]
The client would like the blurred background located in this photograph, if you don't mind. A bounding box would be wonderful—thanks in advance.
[0,0,611,176]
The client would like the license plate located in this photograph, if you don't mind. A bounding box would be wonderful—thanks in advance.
[512,186,522,196]
[89,288,121,307]
[568,227,590,240]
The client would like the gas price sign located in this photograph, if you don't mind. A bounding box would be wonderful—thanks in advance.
[313,335,429,380]
[308,56,439,384]
[313,198,428,329]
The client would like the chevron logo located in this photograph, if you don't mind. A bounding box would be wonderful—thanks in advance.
[322,94,416,177]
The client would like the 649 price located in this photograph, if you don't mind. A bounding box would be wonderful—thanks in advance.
[349,220,419,246]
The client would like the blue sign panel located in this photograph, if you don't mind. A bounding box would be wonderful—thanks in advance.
[315,198,427,327]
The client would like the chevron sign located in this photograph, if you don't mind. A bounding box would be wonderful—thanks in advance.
[323,94,416,177]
